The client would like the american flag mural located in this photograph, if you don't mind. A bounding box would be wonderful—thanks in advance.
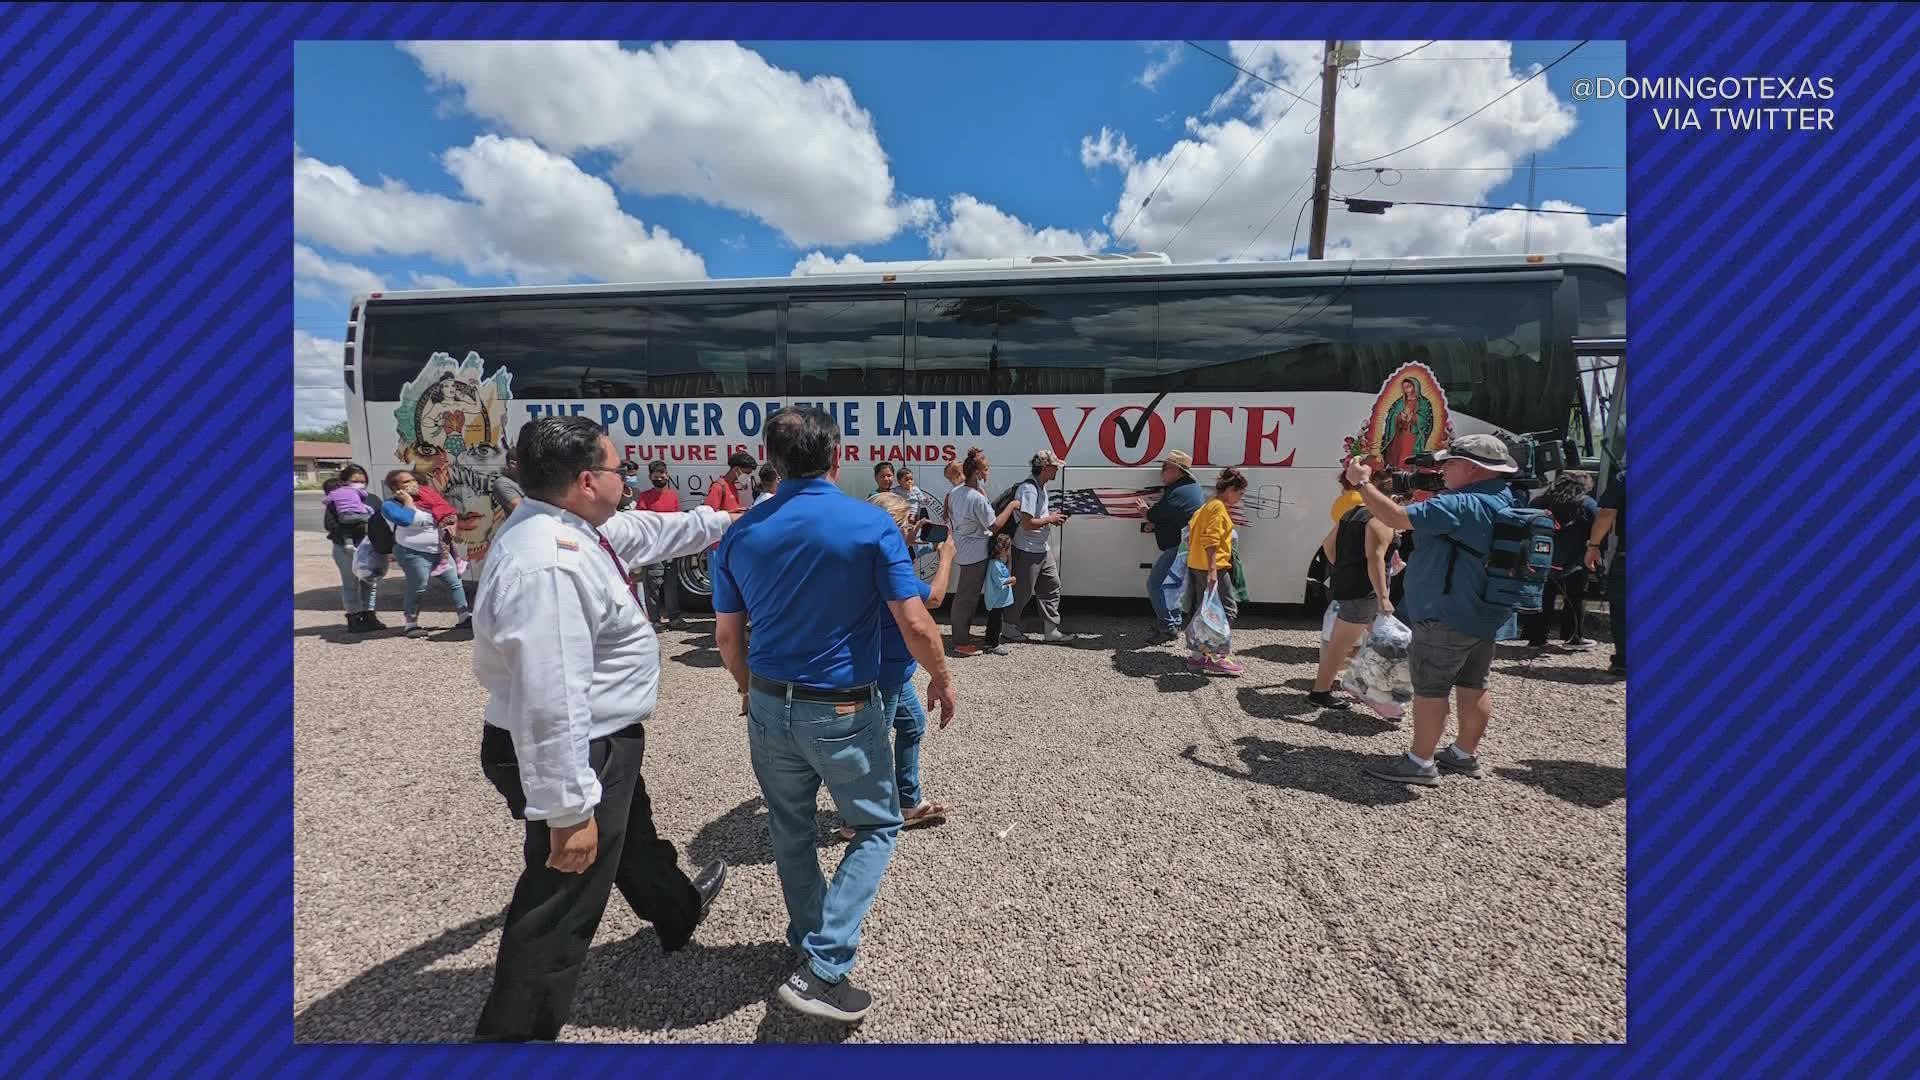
[1052,487,1255,527]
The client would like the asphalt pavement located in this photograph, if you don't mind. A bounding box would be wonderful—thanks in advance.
[295,491,327,533]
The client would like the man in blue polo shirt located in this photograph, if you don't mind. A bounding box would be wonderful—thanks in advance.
[712,406,958,1025]
[1343,433,1522,788]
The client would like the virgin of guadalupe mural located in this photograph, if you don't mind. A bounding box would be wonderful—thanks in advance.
[1342,361,1453,475]
[394,351,514,560]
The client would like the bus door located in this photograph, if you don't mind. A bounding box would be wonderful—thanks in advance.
[1573,338,1625,488]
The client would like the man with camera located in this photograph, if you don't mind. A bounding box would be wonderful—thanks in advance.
[1344,434,1524,788]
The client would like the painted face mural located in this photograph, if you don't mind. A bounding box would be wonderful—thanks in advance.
[394,352,513,558]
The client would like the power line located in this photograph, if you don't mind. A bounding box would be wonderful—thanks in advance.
[1288,197,1312,260]
[1161,49,1316,254]
[1233,171,1315,262]
[1113,141,1188,249]
[1350,41,1435,71]
[1335,195,1625,218]
[1343,164,1624,173]
[1336,40,1589,170]
[1182,41,1318,109]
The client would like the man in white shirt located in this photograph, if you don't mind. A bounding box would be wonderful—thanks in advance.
[470,415,738,1042]
[1006,450,1068,643]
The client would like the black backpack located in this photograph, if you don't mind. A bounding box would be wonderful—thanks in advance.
[991,478,1037,543]
[365,499,397,556]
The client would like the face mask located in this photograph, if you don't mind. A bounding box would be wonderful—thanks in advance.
[652,476,668,488]
[350,482,367,491]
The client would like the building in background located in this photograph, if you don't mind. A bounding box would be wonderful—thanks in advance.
[294,440,352,486]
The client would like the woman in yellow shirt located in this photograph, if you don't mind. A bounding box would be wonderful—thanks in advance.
[1183,467,1250,676]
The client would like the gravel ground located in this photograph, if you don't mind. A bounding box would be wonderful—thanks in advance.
[293,534,1625,1044]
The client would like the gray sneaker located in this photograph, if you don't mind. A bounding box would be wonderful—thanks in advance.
[776,965,873,1023]
[1434,745,1484,778]
[985,644,1010,656]
[1001,628,1027,643]
[1364,754,1440,787]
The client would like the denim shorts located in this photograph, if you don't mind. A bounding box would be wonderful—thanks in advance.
[1409,619,1495,698]
[1334,596,1379,625]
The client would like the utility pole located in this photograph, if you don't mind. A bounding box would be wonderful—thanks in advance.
[1523,152,1538,252]
[1308,40,1340,260]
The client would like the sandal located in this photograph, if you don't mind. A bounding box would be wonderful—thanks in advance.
[903,800,950,826]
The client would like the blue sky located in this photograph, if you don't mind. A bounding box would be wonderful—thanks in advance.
[293,40,1625,428]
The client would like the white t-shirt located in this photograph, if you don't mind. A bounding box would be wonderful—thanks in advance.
[950,484,995,565]
[1014,479,1051,554]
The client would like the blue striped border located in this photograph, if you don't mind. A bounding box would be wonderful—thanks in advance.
[2,3,1915,1075]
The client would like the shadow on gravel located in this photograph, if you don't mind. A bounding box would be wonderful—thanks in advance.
[1494,759,1626,808]
[1235,642,1324,667]
[1493,664,1624,686]
[292,625,369,645]
[690,796,841,867]
[669,647,726,670]
[1110,650,1206,692]
[295,586,474,614]
[1179,738,1420,806]
[293,912,793,1042]
[755,1004,858,1044]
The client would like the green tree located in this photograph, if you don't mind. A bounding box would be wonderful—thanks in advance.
[295,421,349,442]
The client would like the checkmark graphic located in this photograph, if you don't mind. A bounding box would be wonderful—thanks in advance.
[1116,392,1168,449]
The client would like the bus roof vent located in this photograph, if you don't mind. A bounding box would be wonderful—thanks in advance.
[1027,252,1171,266]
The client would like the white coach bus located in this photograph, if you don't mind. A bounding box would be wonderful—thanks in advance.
[341,251,1626,609]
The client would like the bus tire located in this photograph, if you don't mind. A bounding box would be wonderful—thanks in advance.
[674,552,714,613]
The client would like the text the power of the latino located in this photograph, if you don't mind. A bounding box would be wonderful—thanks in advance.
[1571,75,1837,132]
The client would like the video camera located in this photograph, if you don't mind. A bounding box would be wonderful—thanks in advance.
[1379,432,1565,496]
[1380,461,1448,497]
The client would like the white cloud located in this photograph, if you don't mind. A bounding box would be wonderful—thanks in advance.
[294,134,706,284]
[1091,41,1623,263]
[924,195,1107,260]
[400,40,934,249]
[407,272,464,290]
[1137,42,1183,91]
[791,251,869,276]
[294,330,348,430]
[1080,126,1136,172]
[294,243,384,302]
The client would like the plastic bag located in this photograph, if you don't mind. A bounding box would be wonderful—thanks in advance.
[1341,614,1414,718]
[1170,526,1193,612]
[351,539,388,581]
[1185,584,1233,659]
[1321,601,1341,643]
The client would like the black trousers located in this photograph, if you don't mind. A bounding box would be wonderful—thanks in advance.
[475,722,700,1042]
[983,607,1004,648]
[1525,569,1590,644]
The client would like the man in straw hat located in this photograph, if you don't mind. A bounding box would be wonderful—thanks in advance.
[1343,433,1523,788]
[1139,449,1207,644]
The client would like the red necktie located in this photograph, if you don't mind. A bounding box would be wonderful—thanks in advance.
[593,529,646,618]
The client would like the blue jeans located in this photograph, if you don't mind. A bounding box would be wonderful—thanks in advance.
[883,681,929,808]
[747,685,902,983]
[330,542,378,613]
[393,545,469,621]
[1148,547,1183,630]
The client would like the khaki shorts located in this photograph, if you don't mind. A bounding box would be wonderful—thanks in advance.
[1409,619,1495,698]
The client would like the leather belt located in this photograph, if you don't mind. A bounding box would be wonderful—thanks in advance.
[749,674,874,704]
